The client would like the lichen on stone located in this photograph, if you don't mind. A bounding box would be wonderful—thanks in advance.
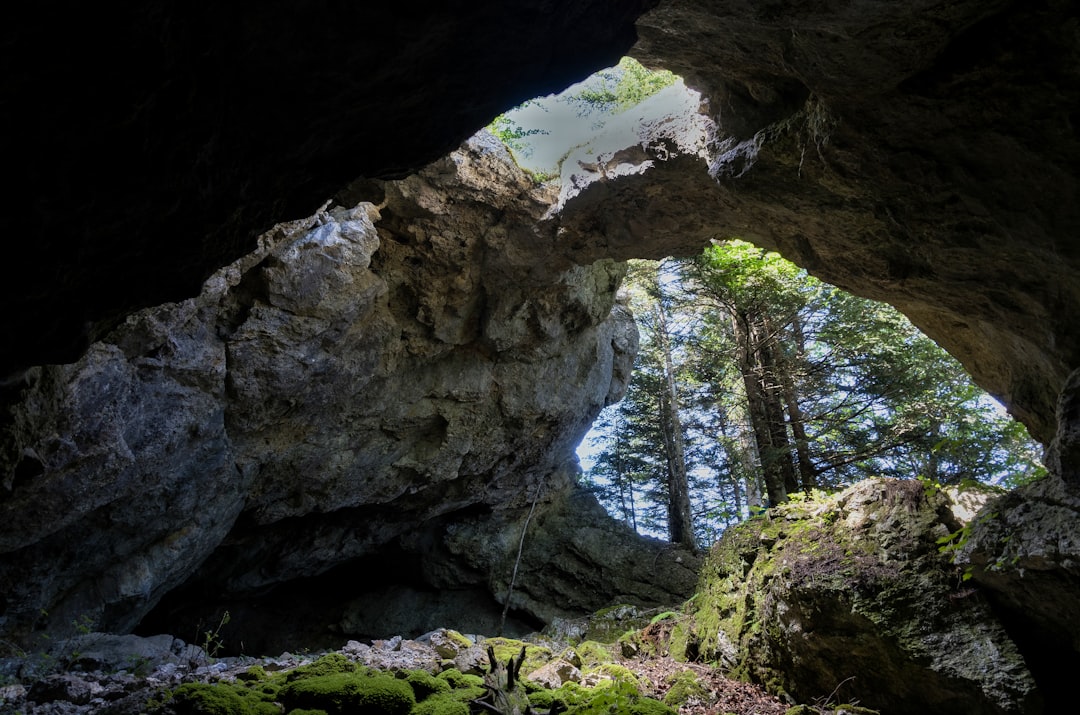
[684,478,1039,714]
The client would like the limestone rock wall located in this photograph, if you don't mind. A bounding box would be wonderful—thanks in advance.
[0,136,699,646]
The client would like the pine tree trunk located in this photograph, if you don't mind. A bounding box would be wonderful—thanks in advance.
[776,315,816,491]
[732,310,796,506]
[654,303,697,551]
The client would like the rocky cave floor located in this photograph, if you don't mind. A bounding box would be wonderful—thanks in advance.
[0,612,813,715]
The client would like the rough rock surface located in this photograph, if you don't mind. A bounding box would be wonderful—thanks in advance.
[4,1,1078,449]
[0,134,699,647]
[2,1,1080,708]
[957,367,1080,708]
[688,478,1039,715]
[629,0,1080,445]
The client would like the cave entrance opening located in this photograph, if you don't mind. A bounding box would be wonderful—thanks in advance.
[486,57,1045,551]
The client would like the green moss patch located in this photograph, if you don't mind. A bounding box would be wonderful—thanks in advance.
[400,669,451,700]
[661,670,708,708]
[170,682,279,715]
[285,653,359,681]
[410,692,470,715]
[483,637,553,675]
[279,672,414,715]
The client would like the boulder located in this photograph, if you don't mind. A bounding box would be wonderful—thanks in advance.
[688,478,1039,714]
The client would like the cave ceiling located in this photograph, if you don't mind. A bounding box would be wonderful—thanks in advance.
[3,0,1078,442]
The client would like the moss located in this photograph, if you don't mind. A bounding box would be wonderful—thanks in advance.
[561,678,672,715]
[629,699,677,715]
[279,672,415,715]
[584,604,654,643]
[584,663,639,686]
[431,669,485,702]
[662,671,708,708]
[528,688,566,710]
[286,653,358,682]
[236,665,268,682]
[444,630,473,649]
[170,683,279,715]
[667,622,691,662]
[573,640,614,668]
[410,692,470,715]
[401,670,451,700]
[484,637,553,675]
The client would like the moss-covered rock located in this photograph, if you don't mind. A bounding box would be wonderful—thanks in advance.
[285,653,358,682]
[571,641,614,668]
[170,682,279,715]
[483,637,553,676]
[557,678,673,715]
[279,672,414,715]
[583,662,639,687]
[400,669,451,700]
[582,604,654,643]
[687,478,1039,715]
[661,670,708,708]
[427,629,474,660]
[410,692,470,715]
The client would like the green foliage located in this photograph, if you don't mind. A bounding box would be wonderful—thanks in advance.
[564,57,677,118]
[200,611,230,661]
[279,672,415,715]
[560,677,673,715]
[584,241,1045,542]
[487,100,550,158]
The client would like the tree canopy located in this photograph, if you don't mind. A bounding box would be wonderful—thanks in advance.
[581,243,1045,545]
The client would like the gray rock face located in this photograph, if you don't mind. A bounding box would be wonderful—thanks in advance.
[957,369,1080,708]
[690,478,1039,715]
[0,134,698,646]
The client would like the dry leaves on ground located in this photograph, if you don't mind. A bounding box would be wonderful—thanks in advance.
[618,653,788,715]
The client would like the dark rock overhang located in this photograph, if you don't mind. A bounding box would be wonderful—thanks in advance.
[1,0,655,376]
[4,1,1078,445]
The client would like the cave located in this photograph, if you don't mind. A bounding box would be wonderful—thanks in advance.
[2,1,1080,713]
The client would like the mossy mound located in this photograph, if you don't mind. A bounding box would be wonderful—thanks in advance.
[685,478,1038,714]
[410,692,470,715]
[170,682,280,715]
[546,678,674,715]
[285,653,359,681]
[401,669,451,700]
[661,670,708,708]
[571,641,614,669]
[279,672,415,715]
[483,637,553,676]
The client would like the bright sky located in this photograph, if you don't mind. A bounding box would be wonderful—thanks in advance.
[498,75,703,177]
